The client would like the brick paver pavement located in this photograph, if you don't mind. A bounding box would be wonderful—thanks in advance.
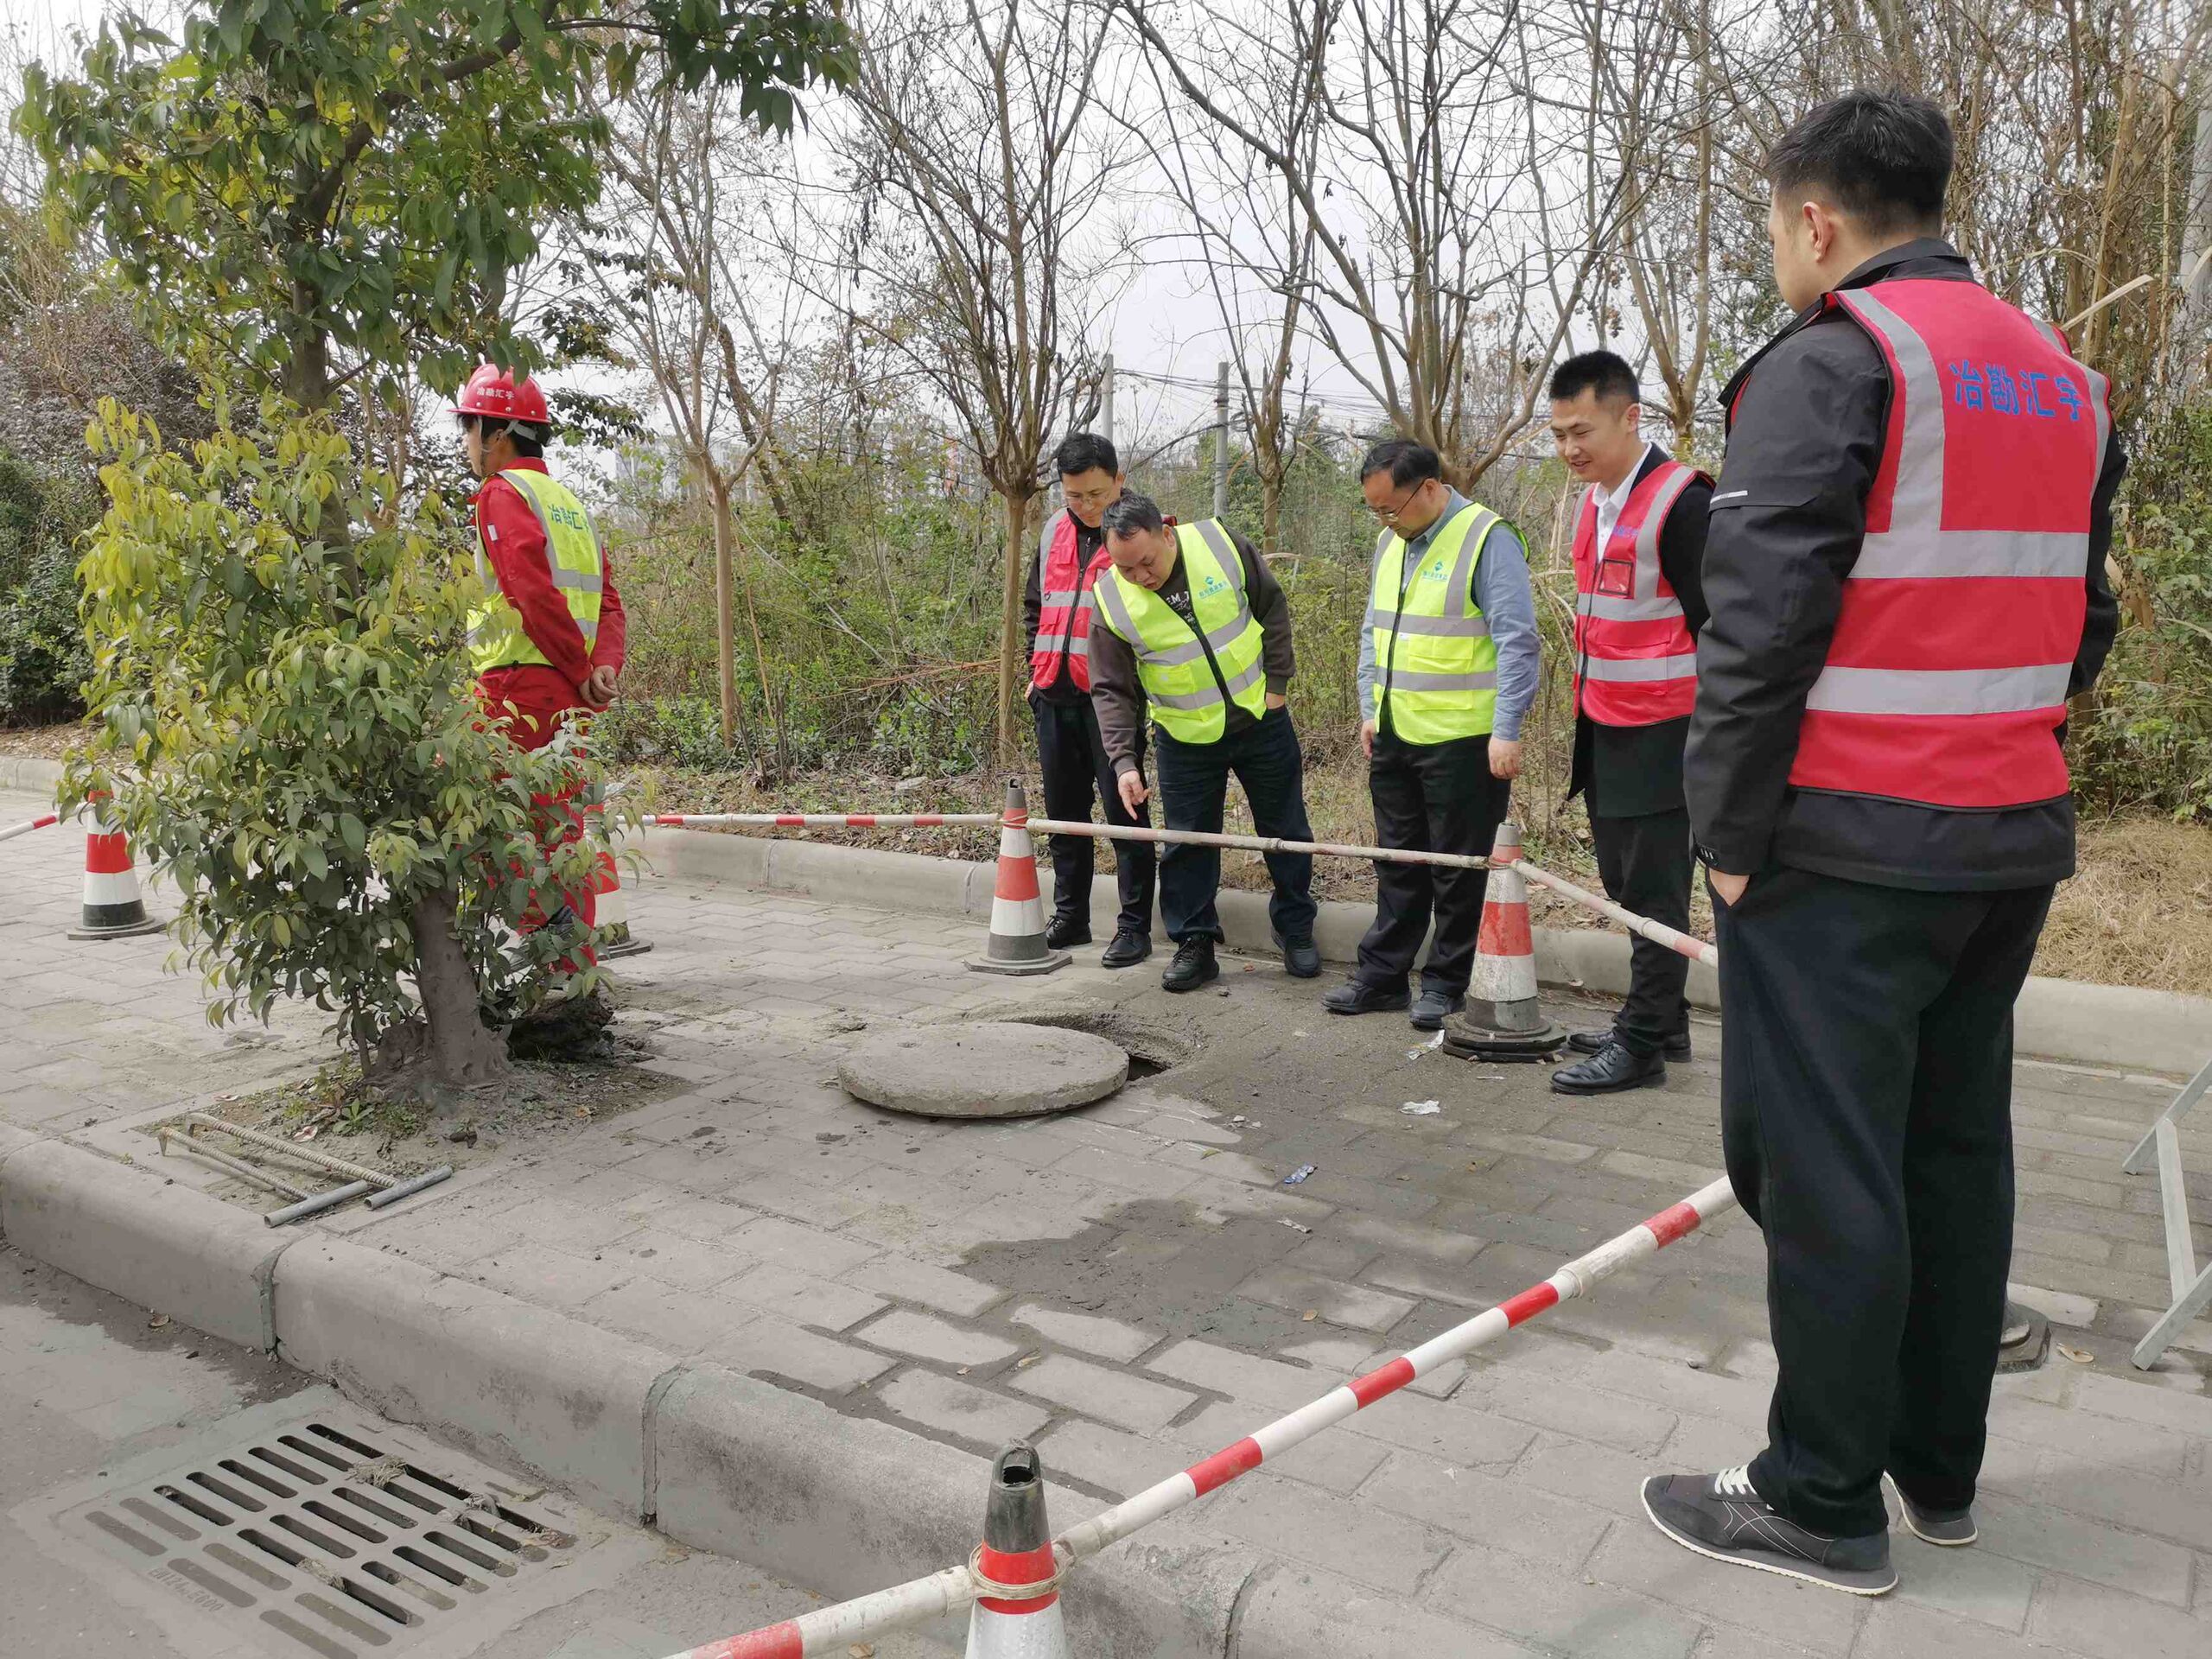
[4,785,2209,1658]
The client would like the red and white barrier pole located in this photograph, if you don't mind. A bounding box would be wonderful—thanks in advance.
[652,812,1000,830]
[0,811,60,845]
[663,1176,1739,1659]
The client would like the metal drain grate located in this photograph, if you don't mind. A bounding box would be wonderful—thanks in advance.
[58,1413,576,1658]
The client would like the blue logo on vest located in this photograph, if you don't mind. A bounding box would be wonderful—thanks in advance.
[1199,574,1229,597]
[1426,556,1448,580]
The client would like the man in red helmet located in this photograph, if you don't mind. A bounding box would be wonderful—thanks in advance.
[454,364,627,969]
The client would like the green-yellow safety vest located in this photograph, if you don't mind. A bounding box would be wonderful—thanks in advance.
[468,468,606,677]
[1091,519,1268,745]
[1368,500,1502,744]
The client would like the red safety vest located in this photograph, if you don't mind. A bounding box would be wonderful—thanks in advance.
[1028,509,1109,693]
[1788,278,2107,809]
[1572,457,1707,726]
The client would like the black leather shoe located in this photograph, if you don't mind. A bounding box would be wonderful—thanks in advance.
[1101,928,1152,969]
[1550,1039,1667,1095]
[1045,913,1091,950]
[1409,988,1465,1031]
[1568,1026,1692,1061]
[1322,979,1410,1016]
[1274,933,1322,979]
[1161,937,1219,993]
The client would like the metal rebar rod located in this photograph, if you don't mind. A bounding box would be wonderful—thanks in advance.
[662,1178,1740,1659]
[159,1128,312,1201]
[182,1112,397,1188]
[265,1180,375,1226]
[1507,855,1721,968]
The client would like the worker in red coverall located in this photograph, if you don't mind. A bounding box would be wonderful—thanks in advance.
[454,365,626,973]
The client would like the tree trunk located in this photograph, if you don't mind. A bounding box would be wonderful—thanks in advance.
[996,487,1030,770]
[710,472,741,752]
[409,887,509,1102]
[736,517,783,773]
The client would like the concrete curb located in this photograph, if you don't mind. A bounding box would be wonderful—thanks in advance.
[632,823,2208,1074]
[0,1141,1266,1656]
[0,754,67,798]
[0,1135,291,1351]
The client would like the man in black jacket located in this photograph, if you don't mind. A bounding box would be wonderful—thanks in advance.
[1547,352,1711,1094]
[1637,92,2121,1598]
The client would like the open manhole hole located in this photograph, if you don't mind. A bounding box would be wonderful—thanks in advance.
[987,1007,1200,1083]
[41,1407,579,1658]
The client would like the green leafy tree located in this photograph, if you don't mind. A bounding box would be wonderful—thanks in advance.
[20,1,852,1090]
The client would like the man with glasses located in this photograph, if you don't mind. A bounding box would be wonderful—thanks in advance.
[1089,493,1318,993]
[1022,433,1156,968]
[1323,439,1539,1030]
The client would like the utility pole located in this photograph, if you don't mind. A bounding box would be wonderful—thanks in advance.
[1099,353,1115,442]
[1213,359,1230,519]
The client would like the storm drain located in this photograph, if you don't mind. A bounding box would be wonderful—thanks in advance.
[56,1411,575,1657]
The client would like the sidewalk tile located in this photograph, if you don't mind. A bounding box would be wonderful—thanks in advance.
[1236,1265,1415,1334]
[877,1369,1050,1446]
[1010,1353,1196,1432]
[704,1316,895,1395]
[1009,1304,1159,1362]
[854,1308,1019,1368]
[720,1262,887,1332]
[1356,1452,1609,1569]
[1208,1474,1452,1594]
[2027,1573,2212,1659]
[1421,1545,1700,1659]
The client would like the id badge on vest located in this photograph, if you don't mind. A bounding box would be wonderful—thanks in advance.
[1595,548,1636,598]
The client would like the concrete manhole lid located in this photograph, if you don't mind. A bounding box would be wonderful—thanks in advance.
[839,1021,1129,1118]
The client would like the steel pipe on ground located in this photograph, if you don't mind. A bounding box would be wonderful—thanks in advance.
[181,1112,397,1189]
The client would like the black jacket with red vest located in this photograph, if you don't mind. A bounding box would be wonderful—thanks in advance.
[1687,239,2124,891]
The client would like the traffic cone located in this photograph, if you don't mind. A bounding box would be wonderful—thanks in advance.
[967,780,1070,976]
[68,798,162,941]
[964,1444,1071,1659]
[1441,822,1565,1061]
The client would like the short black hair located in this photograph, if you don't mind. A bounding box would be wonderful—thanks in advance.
[1767,90,1952,237]
[1549,350,1639,407]
[1054,431,1120,478]
[1099,492,1165,539]
[1357,437,1443,489]
[461,412,548,458]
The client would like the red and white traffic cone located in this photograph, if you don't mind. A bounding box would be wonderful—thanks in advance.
[964,1444,1071,1659]
[1441,821,1565,1060]
[68,798,162,941]
[967,780,1069,977]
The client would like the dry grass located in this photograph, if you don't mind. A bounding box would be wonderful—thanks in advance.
[2041,817,2212,990]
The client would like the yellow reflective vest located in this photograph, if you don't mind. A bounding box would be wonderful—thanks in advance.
[1091,519,1268,745]
[467,468,606,677]
[1368,500,1503,743]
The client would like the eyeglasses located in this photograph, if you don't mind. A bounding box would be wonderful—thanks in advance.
[1366,483,1422,523]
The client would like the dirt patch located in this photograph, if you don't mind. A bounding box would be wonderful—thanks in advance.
[0,719,88,759]
[137,1050,686,1217]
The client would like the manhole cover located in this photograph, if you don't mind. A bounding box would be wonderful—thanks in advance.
[29,1402,590,1658]
[839,1021,1128,1117]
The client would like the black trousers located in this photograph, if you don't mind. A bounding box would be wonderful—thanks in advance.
[1154,707,1317,945]
[1032,693,1154,934]
[1716,867,2052,1538]
[1355,730,1510,996]
[1590,806,1694,1054]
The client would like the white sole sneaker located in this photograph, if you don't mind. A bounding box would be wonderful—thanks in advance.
[1885,1472,1977,1546]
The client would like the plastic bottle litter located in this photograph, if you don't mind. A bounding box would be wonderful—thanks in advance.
[1281,1163,1317,1185]
[1400,1100,1442,1116]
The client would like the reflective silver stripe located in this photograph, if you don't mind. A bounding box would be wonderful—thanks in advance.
[1192,518,1246,594]
[1577,592,1685,622]
[1387,670,1498,693]
[1033,631,1091,658]
[1037,507,1068,562]
[1836,289,1945,543]
[1583,653,1698,683]
[1804,662,2071,716]
[1091,569,1138,642]
[1629,465,1698,599]
[1039,586,1083,604]
[1854,527,2090,579]
[550,565,601,594]
[1366,609,1492,637]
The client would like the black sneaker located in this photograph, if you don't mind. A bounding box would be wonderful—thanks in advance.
[1640,1466,1897,1596]
[1045,913,1091,950]
[1408,988,1465,1031]
[1886,1473,1976,1546]
[1322,979,1410,1016]
[1274,933,1322,979]
[1161,937,1219,994]
[1568,1027,1692,1060]
[1100,927,1152,969]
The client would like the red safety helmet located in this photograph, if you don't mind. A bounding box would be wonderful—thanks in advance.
[454,364,552,429]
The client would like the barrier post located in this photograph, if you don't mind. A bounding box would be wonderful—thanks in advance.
[1442,822,1566,1059]
[68,796,162,940]
[967,780,1071,976]
[965,1444,1072,1659]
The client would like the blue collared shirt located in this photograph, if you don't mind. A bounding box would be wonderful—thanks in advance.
[1356,488,1541,741]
